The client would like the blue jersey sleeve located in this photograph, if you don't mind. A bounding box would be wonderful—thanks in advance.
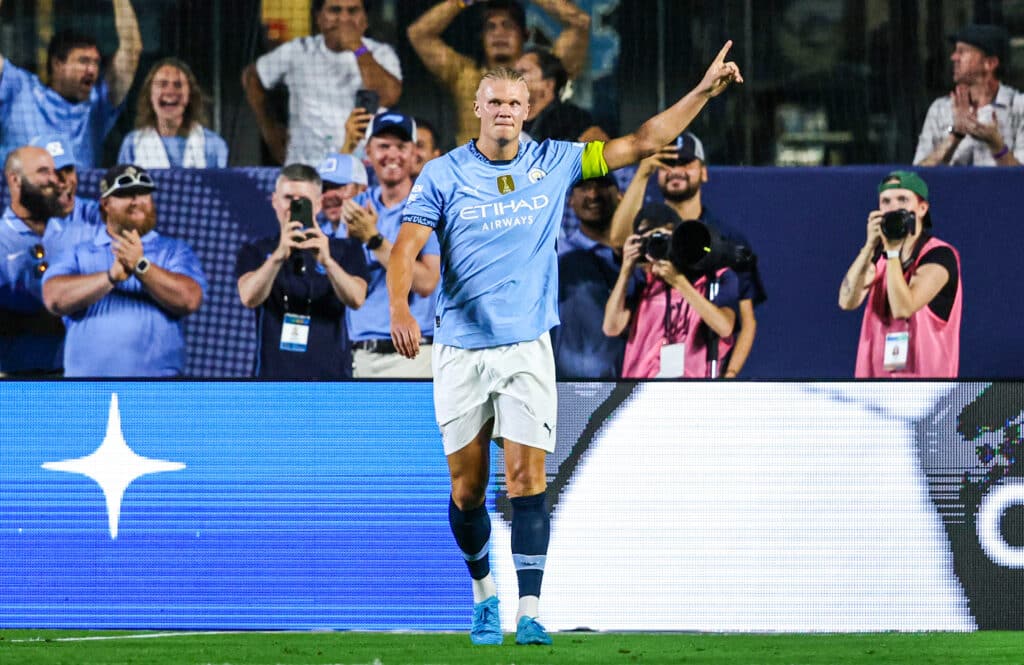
[164,240,209,298]
[403,161,445,230]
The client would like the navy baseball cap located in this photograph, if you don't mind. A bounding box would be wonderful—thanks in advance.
[949,23,1009,60]
[30,134,76,170]
[672,132,706,164]
[317,152,368,186]
[370,112,417,142]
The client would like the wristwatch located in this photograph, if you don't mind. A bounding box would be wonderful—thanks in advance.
[946,124,966,139]
[365,234,384,250]
[134,256,151,275]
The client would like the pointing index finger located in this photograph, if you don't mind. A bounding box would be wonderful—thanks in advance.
[713,40,733,66]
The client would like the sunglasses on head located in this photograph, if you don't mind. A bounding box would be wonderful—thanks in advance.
[30,243,47,276]
[101,171,155,198]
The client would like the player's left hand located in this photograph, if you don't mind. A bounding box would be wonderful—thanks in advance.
[699,40,743,98]
[391,307,421,359]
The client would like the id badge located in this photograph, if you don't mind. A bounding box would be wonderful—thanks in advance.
[280,313,311,352]
[883,331,909,371]
[656,342,686,378]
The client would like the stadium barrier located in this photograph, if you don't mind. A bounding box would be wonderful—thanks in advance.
[2,380,1023,630]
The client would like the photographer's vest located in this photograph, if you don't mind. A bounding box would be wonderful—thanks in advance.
[622,269,735,378]
[855,237,961,378]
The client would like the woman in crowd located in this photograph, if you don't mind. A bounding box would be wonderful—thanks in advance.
[117,58,228,168]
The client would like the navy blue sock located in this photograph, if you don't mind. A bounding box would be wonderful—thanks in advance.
[510,492,550,598]
[448,497,491,580]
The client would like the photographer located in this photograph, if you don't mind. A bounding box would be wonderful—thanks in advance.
[838,171,961,378]
[603,203,739,378]
[236,164,369,379]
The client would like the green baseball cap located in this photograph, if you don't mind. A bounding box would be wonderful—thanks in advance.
[878,170,929,201]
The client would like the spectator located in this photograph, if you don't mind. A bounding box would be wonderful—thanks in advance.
[42,164,207,377]
[341,112,440,377]
[552,175,635,378]
[117,58,229,168]
[408,0,590,146]
[914,23,1024,166]
[242,0,403,166]
[838,170,961,378]
[412,117,443,178]
[0,0,142,170]
[610,132,765,378]
[236,164,368,379]
[317,152,369,235]
[516,47,608,143]
[31,134,102,226]
[0,145,99,375]
[604,202,740,378]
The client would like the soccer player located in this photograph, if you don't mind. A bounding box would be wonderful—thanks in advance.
[388,43,743,645]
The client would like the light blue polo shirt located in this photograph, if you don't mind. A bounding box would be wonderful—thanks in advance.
[342,185,440,342]
[42,229,208,377]
[0,61,121,170]
[403,138,607,349]
[0,204,103,373]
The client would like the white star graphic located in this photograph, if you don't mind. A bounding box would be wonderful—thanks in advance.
[42,393,185,539]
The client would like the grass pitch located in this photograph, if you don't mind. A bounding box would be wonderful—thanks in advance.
[2,630,1022,665]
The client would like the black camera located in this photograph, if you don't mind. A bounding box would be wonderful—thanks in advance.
[639,220,754,274]
[881,209,916,240]
[638,231,673,262]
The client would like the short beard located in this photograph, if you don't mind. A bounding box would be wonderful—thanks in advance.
[661,186,699,204]
[580,215,612,233]
[19,178,62,221]
[111,206,158,236]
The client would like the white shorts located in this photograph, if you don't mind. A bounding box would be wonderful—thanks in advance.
[433,332,557,456]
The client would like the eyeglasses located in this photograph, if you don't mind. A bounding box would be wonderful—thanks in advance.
[101,171,155,198]
[30,243,47,276]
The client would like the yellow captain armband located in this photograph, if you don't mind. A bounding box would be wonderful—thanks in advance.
[581,141,610,180]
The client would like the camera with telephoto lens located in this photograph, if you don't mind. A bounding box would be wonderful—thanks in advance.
[880,209,916,240]
[640,221,754,274]
[638,231,673,262]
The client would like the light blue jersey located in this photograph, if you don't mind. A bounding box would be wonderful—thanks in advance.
[403,138,606,349]
[0,62,121,170]
[344,186,440,342]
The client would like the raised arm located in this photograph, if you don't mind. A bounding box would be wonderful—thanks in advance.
[838,211,882,311]
[106,0,143,107]
[608,149,673,248]
[603,41,742,171]
[603,235,641,337]
[242,63,288,164]
[407,0,474,87]
[388,221,435,359]
[536,0,591,79]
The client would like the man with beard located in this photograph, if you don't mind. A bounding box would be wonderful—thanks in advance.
[915,24,1024,166]
[551,175,636,378]
[516,47,608,143]
[243,0,402,165]
[408,0,590,146]
[610,132,766,378]
[340,112,440,377]
[42,164,207,377]
[0,145,101,375]
[0,0,142,169]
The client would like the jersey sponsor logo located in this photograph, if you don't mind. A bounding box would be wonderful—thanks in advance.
[457,195,550,221]
[497,175,515,194]
[528,168,547,183]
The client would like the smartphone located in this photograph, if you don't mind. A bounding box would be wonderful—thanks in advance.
[289,196,314,230]
[354,89,380,115]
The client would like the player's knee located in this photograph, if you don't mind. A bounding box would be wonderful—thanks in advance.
[450,482,487,510]
[505,463,546,498]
